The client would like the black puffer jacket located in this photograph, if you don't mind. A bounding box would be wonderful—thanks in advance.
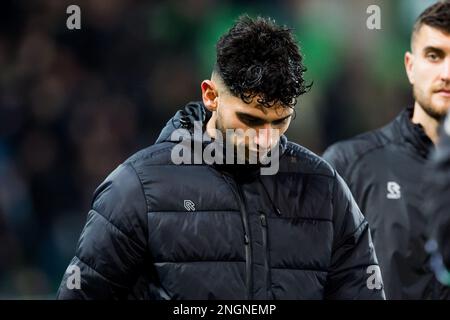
[57,101,384,300]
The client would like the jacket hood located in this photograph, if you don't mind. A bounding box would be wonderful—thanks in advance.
[155,101,209,144]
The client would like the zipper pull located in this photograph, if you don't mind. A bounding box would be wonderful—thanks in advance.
[260,213,267,227]
[244,233,249,244]
[275,207,282,216]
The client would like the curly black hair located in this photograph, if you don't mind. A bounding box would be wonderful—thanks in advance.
[215,15,311,109]
[412,1,450,45]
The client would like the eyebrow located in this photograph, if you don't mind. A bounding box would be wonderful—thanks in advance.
[236,111,293,124]
[423,46,446,55]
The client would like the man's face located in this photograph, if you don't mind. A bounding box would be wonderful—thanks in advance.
[405,25,450,120]
[214,92,293,160]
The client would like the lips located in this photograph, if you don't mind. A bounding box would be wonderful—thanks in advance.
[436,89,450,97]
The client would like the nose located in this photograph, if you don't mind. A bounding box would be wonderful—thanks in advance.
[441,57,450,81]
[254,125,273,150]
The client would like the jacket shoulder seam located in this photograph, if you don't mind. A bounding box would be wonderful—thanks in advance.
[340,140,397,177]
[126,162,150,213]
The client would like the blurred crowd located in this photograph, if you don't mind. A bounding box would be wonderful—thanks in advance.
[0,0,434,298]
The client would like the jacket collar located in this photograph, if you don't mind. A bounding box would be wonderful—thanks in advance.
[155,101,209,144]
[396,106,433,159]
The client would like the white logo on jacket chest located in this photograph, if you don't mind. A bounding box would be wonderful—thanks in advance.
[386,181,401,199]
[184,200,196,211]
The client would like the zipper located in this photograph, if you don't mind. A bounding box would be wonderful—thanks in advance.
[258,177,275,299]
[221,172,253,300]
[236,185,253,300]
[259,211,272,299]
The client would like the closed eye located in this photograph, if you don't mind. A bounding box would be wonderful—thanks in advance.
[236,112,292,127]
[237,114,266,126]
[272,116,290,126]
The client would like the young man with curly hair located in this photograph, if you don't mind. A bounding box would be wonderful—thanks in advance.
[57,16,385,300]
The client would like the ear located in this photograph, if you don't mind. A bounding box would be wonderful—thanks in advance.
[405,51,415,85]
[201,80,219,111]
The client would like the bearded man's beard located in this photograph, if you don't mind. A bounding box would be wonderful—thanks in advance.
[413,85,449,121]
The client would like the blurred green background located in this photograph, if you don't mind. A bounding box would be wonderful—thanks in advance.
[0,0,437,298]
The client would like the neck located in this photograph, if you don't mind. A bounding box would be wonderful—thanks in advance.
[411,102,439,145]
[206,112,218,139]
